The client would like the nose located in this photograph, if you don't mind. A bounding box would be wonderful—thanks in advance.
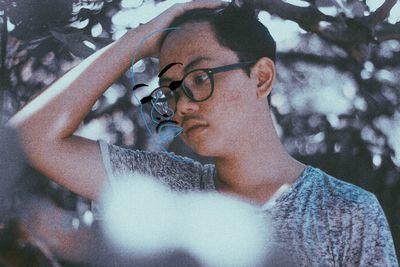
[175,91,199,117]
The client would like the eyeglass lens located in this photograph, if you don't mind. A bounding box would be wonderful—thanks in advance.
[151,70,212,116]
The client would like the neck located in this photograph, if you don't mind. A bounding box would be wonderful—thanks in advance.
[214,113,306,205]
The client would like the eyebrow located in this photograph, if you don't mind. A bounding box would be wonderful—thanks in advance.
[158,62,182,86]
[158,56,213,86]
[158,62,182,78]
[183,56,213,74]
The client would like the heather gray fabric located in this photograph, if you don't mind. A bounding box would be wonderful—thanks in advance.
[94,140,398,266]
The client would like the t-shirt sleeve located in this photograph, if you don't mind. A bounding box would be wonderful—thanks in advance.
[341,193,398,266]
[92,139,208,219]
[98,139,208,190]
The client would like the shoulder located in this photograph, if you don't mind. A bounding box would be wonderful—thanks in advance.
[307,167,398,265]
[293,166,386,227]
[105,141,203,172]
[303,166,391,237]
[278,166,397,265]
[302,166,377,210]
[97,140,209,191]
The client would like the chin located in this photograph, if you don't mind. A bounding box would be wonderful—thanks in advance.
[181,127,229,157]
[183,137,222,158]
[193,145,216,157]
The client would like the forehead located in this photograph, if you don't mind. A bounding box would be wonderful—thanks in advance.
[159,22,238,73]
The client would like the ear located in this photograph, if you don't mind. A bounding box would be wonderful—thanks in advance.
[252,57,275,100]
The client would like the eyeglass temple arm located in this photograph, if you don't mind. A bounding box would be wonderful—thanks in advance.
[209,61,256,74]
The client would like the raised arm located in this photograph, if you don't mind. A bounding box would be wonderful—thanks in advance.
[7,27,145,200]
[7,1,225,200]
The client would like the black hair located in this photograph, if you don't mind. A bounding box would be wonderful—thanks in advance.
[159,1,276,106]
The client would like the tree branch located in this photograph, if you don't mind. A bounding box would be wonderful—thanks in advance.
[365,0,398,26]
[254,0,336,33]
[254,0,387,63]
[277,51,358,73]
[253,1,363,57]
[375,22,400,42]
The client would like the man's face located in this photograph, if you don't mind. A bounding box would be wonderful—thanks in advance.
[159,22,260,157]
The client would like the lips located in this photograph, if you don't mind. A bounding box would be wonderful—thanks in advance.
[183,120,208,135]
[185,125,208,139]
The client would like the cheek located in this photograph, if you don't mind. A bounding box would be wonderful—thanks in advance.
[210,79,251,118]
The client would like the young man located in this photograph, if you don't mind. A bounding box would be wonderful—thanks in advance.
[8,1,398,265]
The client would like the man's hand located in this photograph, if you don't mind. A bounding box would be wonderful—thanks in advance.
[137,0,228,58]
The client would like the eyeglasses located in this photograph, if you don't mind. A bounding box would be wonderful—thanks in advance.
[141,61,255,117]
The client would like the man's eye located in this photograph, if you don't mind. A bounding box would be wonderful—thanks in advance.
[194,74,209,85]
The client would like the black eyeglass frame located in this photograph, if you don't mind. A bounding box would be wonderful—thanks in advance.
[142,61,256,115]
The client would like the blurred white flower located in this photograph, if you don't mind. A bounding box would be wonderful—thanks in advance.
[179,192,269,267]
[101,173,270,267]
[102,174,178,255]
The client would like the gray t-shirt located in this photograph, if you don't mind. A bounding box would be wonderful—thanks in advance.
[94,140,398,266]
